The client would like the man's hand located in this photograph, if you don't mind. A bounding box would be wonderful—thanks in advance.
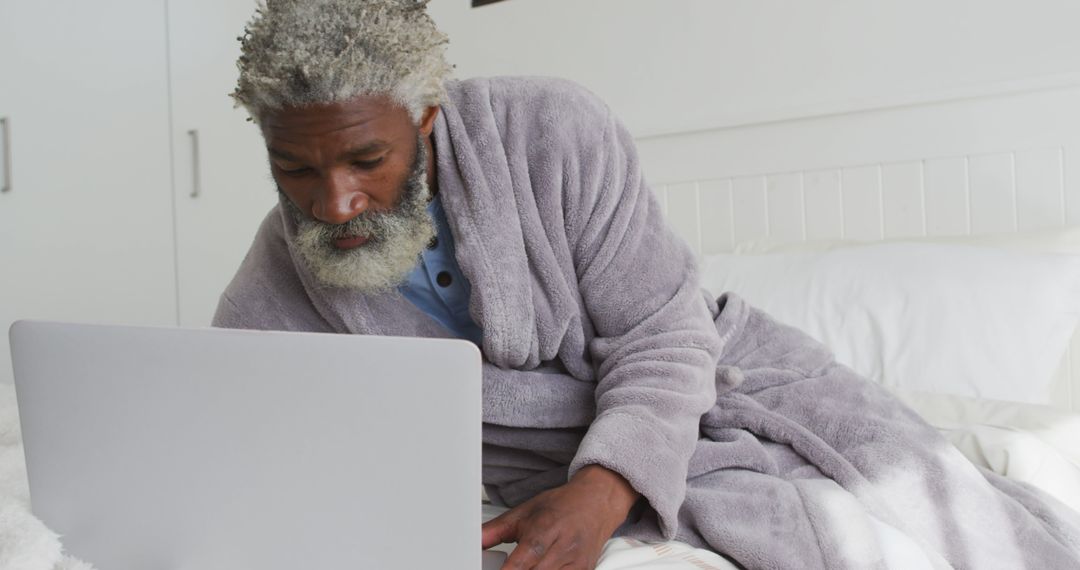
[482,465,639,569]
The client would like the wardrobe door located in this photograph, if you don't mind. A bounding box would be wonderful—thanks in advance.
[168,0,277,327]
[0,1,177,383]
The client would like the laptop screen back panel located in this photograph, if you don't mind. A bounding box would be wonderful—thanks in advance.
[11,322,481,570]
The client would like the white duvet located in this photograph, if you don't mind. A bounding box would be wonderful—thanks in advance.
[1,382,1077,570]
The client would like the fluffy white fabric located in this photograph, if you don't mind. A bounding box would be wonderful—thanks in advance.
[700,242,1080,404]
[0,383,93,570]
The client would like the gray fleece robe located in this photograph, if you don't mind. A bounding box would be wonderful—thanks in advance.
[215,75,721,526]
[214,76,1080,569]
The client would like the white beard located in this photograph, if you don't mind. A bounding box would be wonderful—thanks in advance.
[284,139,436,293]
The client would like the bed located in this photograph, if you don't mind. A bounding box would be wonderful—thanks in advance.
[482,81,1080,567]
[3,83,1080,568]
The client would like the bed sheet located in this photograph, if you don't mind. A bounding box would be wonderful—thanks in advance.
[485,502,739,570]
[483,505,936,570]
[484,504,741,569]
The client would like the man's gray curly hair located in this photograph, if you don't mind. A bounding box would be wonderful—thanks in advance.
[233,0,452,124]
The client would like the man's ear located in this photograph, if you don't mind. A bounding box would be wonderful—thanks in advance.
[418,105,440,137]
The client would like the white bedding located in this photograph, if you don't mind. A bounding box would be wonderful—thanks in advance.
[0,382,1077,570]
[892,388,1080,513]
[484,505,936,570]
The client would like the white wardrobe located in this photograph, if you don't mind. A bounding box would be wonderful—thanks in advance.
[0,0,276,384]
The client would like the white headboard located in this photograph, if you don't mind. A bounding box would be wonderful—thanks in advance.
[638,83,1080,412]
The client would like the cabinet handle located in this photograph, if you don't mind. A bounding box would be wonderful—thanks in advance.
[188,129,201,198]
[1,117,11,193]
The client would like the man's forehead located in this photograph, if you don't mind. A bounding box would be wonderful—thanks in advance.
[261,95,411,137]
[267,139,391,162]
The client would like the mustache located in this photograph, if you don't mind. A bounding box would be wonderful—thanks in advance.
[278,193,402,243]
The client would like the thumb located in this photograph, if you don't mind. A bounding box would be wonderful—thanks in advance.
[482,508,520,549]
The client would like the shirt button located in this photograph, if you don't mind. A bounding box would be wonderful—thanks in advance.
[436,271,453,288]
[428,237,439,250]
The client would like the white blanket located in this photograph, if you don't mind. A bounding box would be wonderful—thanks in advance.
[2,382,1076,569]
[0,383,90,570]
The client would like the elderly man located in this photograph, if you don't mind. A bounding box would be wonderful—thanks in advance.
[216,1,1080,569]
[218,2,718,568]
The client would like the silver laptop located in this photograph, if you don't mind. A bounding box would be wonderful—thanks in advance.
[10,321,507,570]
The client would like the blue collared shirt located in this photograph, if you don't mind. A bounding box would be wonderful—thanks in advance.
[399,195,484,345]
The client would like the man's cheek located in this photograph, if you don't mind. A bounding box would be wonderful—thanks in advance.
[277,185,311,218]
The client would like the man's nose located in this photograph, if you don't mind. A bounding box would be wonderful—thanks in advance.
[312,169,369,225]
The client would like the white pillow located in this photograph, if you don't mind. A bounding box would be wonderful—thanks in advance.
[700,243,1080,405]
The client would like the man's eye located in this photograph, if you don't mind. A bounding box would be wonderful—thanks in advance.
[279,166,312,177]
[353,157,384,170]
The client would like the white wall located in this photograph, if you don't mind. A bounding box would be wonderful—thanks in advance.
[427,0,1080,138]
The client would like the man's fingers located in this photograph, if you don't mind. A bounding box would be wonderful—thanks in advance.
[501,531,554,569]
[503,531,588,570]
[531,535,582,570]
[482,509,520,549]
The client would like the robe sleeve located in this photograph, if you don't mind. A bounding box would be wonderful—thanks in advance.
[565,102,723,539]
